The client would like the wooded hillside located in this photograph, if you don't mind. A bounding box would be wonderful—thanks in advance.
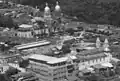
[9,0,120,26]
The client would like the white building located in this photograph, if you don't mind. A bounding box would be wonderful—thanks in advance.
[8,62,26,72]
[78,38,113,70]
[97,24,108,31]
[0,64,9,74]
[17,24,34,38]
[78,52,111,70]
[17,24,47,38]
[28,54,78,81]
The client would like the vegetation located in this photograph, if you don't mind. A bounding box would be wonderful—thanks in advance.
[0,14,17,28]
[19,59,29,68]
[9,0,120,26]
[5,68,19,77]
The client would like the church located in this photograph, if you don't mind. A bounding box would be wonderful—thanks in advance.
[43,1,63,35]
[16,1,62,38]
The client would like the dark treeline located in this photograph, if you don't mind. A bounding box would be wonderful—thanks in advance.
[9,0,120,26]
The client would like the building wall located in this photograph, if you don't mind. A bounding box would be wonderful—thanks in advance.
[0,31,16,37]
[29,60,53,81]
[17,31,33,38]
[28,60,77,81]
[0,55,21,64]
[0,59,7,64]
[79,56,110,68]
[34,30,41,34]
[34,28,49,34]
[17,28,50,38]
[8,63,26,72]
[0,65,9,74]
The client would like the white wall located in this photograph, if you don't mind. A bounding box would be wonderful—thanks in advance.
[17,31,33,38]
[78,56,111,69]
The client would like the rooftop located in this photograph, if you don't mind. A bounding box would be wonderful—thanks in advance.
[33,17,45,22]
[19,24,33,28]
[65,22,79,29]
[29,54,76,64]
[77,52,107,61]
[77,47,104,56]
[33,45,58,54]
[14,40,51,50]
[84,53,107,60]
[93,64,107,69]
[0,53,20,59]
[11,72,35,78]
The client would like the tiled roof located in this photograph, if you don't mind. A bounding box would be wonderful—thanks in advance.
[78,47,104,56]
[93,64,107,69]
[84,53,107,61]
[34,45,55,54]
[0,54,20,59]
[11,72,34,78]
[76,51,107,61]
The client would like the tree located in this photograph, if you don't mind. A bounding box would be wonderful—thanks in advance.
[5,67,19,77]
[88,73,100,81]
[0,15,15,28]
[3,16,14,28]
[61,44,71,54]
[10,0,120,26]
[19,59,29,68]
[65,28,74,35]
[0,74,8,81]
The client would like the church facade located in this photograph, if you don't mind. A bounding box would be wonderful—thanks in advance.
[16,2,62,38]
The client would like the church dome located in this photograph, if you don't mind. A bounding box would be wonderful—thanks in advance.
[55,2,61,11]
[44,3,50,12]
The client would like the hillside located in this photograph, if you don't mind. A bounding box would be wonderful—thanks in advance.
[8,0,120,26]
[98,0,120,3]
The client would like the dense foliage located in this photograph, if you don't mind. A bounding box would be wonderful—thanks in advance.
[9,0,120,26]
[0,15,17,28]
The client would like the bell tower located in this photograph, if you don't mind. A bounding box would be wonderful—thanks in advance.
[96,37,101,48]
[103,38,109,49]
[44,3,52,36]
[54,1,61,18]
[44,3,51,20]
